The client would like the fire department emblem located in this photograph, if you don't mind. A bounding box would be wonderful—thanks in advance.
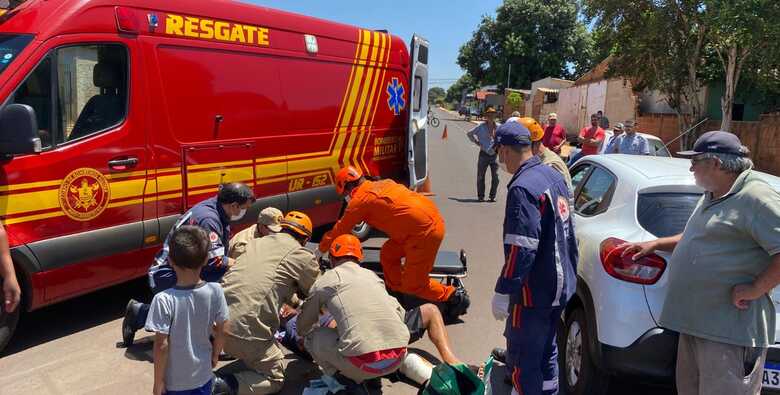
[59,168,111,221]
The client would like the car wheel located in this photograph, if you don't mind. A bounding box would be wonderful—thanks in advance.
[0,289,21,353]
[351,221,371,241]
[560,307,609,395]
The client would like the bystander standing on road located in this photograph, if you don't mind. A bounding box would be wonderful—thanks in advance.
[0,223,20,314]
[569,114,605,165]
[597,110,609,130]
[603,122,624,153]
[621,131,780,395]
[146,226,229,395]
[466,106,500,202]
[542,113,567,155]
[606,120,649,155]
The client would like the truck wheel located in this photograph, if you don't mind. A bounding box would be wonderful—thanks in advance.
[0,291,21,353]
[351,221,371,241]
[559,307,609,395]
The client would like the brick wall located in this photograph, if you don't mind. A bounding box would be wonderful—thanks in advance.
[637,113,780,175]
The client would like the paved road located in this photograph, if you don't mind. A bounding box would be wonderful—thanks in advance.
[0,108,673,394]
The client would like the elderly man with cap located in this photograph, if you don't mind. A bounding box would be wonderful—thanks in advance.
[490,122,578,395]
[513,117,572,193]
[606,120,649,155]
[466,106,500,202]
[542,113,567,155]
[228,207,283,259]
[620,131,780,395]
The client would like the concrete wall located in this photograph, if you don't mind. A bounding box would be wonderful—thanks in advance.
[605,79,637,126]
[556,85,582,136]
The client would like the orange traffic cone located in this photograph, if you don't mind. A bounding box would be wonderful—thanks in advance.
[417,173,435,196]
[441,125,448,139]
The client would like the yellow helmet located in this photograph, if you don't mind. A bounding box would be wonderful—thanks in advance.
[518,117,545,142]
[280,211,313,238]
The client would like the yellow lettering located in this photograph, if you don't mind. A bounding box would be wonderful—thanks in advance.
[184,17,199,38]
[200,19,214,39]
[257,27,269,46]
[165,14,184,36]
[214,21,230,41]
[230,24,246,43]
[243,25,257,44]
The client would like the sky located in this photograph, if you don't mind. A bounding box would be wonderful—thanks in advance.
[244,0,503,89]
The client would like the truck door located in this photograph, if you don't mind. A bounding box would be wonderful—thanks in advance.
[406,35,430,189]
[1,36,147,301]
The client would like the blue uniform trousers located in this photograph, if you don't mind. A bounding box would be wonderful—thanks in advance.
[505,305,563,395]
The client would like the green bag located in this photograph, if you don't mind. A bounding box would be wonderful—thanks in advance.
[419,356,494,395]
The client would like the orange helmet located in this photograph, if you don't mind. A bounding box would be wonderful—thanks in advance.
[335,166,363,195]
[329,234,364,261]
[518,117,545,142]
[280,211,313,238]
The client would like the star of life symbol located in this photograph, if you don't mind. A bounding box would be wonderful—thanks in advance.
[387,77,406,116]
[557,195,570,222]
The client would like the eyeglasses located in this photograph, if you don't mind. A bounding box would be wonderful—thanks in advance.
[690,157,710,166]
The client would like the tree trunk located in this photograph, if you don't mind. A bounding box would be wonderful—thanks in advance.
[720,46,738,131]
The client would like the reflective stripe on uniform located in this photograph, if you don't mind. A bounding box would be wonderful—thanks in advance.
[543,378,558,390]
[545,190,564,307]
[504,234,539,250]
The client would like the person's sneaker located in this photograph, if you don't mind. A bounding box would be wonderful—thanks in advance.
[491,347,506,364]
[446,287,471,318]
[477,197,484,202]
[218,351,236,361]
[488,197,496,202]
[121,299,142,348]
[212,373,238,395]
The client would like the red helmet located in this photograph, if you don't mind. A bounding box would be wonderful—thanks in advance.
[335,166,363,195]
[329,234,364,261]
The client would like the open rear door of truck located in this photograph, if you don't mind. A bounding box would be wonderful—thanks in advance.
[407,34,429,189]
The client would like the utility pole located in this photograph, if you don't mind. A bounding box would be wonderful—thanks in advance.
[506,63,512,89]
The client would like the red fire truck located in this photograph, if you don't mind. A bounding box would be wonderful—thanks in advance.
[0,0,430,350]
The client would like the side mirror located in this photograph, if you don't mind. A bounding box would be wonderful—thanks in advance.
[0,103,40,156]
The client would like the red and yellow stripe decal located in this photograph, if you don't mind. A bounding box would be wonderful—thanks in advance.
[0,29,394,226]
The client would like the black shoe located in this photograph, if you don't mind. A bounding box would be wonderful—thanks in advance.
[218,351,236,361]
[446,287,471,318]
[212,373,238,395]
[488,197,496,202]
[477,197,484,202]
[122,299,142,347]
[491,347,506,364]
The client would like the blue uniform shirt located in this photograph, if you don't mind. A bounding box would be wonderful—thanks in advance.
[496,156,578,308]
[148,196,231,289]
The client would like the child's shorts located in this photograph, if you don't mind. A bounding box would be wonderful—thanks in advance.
[164,379,212,395]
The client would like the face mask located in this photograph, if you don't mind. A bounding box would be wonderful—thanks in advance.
[231,208,247,221]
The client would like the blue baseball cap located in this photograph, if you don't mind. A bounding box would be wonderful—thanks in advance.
[677,131,747,157]
[495,122,532,146]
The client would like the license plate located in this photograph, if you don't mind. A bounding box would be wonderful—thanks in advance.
[763,362,780,389]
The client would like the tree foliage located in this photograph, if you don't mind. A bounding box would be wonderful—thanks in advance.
[457,0,593,89]
[428,87,446,104]
[445,74,478,104]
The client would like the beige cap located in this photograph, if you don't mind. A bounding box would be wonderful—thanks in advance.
[548,113,558,120]
[257,207,283,232]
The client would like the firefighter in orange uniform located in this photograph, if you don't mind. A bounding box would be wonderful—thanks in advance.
[319,166,470,319]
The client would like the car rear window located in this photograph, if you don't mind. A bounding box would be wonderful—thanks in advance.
[637,193,702,237]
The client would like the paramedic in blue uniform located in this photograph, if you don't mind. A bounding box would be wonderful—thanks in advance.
[120,182,255,347]
[490,122,578,395]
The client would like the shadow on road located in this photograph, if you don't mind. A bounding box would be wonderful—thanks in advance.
[1,277,150,358]
[448,197,496,204]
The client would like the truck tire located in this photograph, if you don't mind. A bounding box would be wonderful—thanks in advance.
[0,290,21,353]
[351,221,371,241]
[559,307,609,395]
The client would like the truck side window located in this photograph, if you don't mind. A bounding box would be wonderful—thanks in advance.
[59,45,127,142]
[7,44,128,149]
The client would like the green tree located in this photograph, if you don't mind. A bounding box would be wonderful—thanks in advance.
[445,74,478,104]
[705,0,780,130]
[584,0,709,147]
[428,87,446,105]
[457,0,593,89]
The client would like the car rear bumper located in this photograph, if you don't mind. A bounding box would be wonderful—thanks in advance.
[599,327,678,382]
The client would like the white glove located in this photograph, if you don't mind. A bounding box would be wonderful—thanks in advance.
[491,293,510,321]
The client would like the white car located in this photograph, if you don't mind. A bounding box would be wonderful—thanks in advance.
[566,130,671,160]
[559,154,780,395]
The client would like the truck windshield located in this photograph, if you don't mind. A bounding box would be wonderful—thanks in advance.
[0,34,33,75]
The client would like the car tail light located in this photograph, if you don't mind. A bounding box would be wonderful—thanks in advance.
[600,237,666,285]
